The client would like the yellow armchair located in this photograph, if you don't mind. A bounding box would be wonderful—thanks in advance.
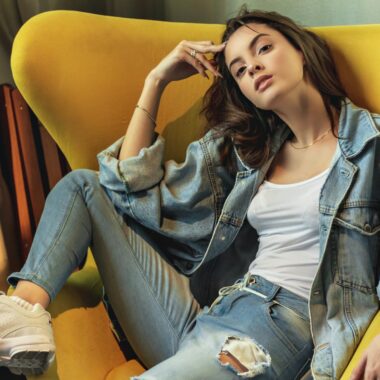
[10,10,380,380]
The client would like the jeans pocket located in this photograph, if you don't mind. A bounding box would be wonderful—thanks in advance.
[264,301,312,356]
[273,299,309,322]
[208,290,249,316]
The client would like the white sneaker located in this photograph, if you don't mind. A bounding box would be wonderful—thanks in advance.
[0,291,55,376]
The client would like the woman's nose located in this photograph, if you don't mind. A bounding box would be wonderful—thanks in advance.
[247,63,263,76]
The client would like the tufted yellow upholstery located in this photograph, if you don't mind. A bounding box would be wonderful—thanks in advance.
[10,10,380,379]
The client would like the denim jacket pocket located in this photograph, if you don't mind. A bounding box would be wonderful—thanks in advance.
[334,202,380,236]
[333,202,380,294]
[311,343,333,379]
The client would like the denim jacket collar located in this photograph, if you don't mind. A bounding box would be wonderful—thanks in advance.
[337,98,380,158]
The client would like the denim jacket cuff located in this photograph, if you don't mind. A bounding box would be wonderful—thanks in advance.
[97,132,165,193]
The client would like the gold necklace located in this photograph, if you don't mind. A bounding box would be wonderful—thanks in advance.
[289,128,332,150]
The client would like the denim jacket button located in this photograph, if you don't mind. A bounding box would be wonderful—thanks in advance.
[364,223,372,232]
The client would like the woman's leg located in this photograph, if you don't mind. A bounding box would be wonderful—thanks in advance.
[2,169,200,371]
[133,275,313,380]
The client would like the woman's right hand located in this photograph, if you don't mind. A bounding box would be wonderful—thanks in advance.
[147,40,226,87]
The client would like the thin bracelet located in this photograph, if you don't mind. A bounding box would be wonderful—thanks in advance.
[135,104,157,127]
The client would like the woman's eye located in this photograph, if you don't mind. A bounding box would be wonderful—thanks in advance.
[258,44,272,54]
[236,66,246,77]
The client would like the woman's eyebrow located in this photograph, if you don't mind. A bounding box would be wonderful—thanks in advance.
[228,33,270,71]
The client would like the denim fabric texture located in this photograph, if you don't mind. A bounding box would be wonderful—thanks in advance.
[8,99,380,379]
[96,99,380,379]
[133,274,313,379]
[8,169,201,368]
[8,169,312,379]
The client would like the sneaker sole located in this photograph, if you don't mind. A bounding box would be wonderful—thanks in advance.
[1,347,55,376]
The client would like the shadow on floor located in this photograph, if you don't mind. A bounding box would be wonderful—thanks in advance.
[0,367,26,380]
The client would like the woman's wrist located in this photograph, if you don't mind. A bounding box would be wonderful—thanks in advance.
[145,70,169,91]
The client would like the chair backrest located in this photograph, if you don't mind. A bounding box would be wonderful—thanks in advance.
[11,10,380,169]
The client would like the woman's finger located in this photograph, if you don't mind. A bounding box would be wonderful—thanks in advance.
[185,41,226,54]
[181,52,209,78]
[194,53,221,78]
[187,40,216,46]
[184,48,222,77]
[351,354,367,380]
[184,41,225,77]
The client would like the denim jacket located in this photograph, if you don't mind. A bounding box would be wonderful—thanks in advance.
[97,99,380,380]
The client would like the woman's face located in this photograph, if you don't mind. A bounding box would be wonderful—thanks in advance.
[224,23,306,111]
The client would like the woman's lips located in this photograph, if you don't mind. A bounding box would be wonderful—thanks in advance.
[255,75,273,92]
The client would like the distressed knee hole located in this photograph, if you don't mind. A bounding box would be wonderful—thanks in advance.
[217,336,271,378]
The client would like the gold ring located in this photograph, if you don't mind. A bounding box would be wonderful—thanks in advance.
[190,49,197,58]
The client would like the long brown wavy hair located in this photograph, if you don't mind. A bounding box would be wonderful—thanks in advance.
[202,7,347,172]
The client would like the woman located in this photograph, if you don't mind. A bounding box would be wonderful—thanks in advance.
[1,8,379,379]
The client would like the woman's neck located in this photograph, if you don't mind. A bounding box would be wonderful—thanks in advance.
[273,86,338,146]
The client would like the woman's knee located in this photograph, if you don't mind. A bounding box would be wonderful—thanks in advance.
[43,169,100,207]
[51,169,99,193]
[64,168,99,187]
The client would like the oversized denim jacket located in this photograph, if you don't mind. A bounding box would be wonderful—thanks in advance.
[97,99,380,380]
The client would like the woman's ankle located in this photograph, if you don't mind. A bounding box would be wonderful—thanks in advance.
[12,280,50,309]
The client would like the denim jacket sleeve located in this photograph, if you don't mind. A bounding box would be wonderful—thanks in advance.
[96,132,233,256]
[97,133,166,194]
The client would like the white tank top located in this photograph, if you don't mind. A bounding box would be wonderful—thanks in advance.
[247,160,333,299]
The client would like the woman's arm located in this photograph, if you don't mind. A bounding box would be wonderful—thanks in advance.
[97,40,230,256]
[118,40,225,160]
[118,74,164,160]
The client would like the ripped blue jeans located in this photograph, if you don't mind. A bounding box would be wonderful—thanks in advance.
[8,169,313,379]
[135,273,313,379]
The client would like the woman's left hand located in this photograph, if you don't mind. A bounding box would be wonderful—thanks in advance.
[350,334,380,380]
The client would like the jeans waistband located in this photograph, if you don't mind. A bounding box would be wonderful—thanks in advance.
[209,272,310,320]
